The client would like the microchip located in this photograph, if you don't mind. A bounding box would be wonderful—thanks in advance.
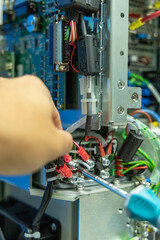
[35,38,39,47]
[41,55,45,60]
[45,42,49,51]
[24,41,27,50]
[45,29,49,38]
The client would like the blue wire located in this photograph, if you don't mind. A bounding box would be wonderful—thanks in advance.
[142,109,160,123]
[82,171,128,199]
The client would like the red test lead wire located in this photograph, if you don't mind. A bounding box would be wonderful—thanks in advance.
[73,140,89,162]
[85,136,105,157]
[141,10,160,23]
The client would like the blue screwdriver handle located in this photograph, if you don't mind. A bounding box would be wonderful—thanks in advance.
[125,185,160,229]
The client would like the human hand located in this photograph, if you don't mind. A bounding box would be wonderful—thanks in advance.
[0,75,73,175]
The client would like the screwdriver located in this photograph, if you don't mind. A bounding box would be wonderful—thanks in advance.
[78,167,160,229]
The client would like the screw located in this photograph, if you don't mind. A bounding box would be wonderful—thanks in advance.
[57,103,64,110]
[121,13,125,18]
[118,81,125,89]
[51,223,56,231]
[77,185,84,191]
[117,106,125,115]
[132,92,139,102]
[100,170,110,179]
[120,51,124,56]
[118,208,123,214]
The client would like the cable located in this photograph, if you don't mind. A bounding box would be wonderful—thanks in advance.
[85,135,105,157]
[129,72,149,86]
[142,109,160,123]
[73,140,80,149]
[130,110,152,123]
[0,227,6,240]
[85,136,102,146]
[105,131,114,155]
[129,10,160,30]
[70,44,79,73]
[32,181,54,231]
[141,10,160,23]
[122,131,155,172]
[126,110,152,135]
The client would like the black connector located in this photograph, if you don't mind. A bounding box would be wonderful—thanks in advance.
[77,34,100,75]
[55,0,100,14]
[118,131,144,162]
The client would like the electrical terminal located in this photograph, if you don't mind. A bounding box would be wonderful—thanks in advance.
[77,146,89,162]
[102,157,110,167]
[129,18,145,31]
[56,163,73,178]
[155,1,160,8]
[63,154,72,163]
[98,144,106,157]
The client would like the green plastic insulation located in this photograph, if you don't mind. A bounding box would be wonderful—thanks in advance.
[127,115,160,183]
[129,73,149,86]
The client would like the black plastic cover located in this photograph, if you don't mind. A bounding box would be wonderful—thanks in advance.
[118,131,144,162]
[55,0,100,13]
[77,34,100,75]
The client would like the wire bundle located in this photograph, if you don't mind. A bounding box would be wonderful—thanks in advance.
[66,21,79,73]
[66,21,77,45]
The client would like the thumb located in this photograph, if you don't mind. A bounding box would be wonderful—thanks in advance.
[52,129,73,158]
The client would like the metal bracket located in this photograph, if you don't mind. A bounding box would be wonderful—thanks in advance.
[127,87,142,109]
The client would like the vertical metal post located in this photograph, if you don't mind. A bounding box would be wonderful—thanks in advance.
[102,0,129,126]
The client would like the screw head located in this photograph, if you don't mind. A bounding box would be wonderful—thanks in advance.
[57,103,64,110]
[51,223,56,231]
[117,106,125,115]
[131,92,139,102]
[118,81,125,89]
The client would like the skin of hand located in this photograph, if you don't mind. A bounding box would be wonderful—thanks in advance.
[0,75,73,175]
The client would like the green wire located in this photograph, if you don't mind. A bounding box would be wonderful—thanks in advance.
[66,27,70,42]
[129,78,143,87]
[122,163,142,174]
[121,162,152,174]
[122,131,155,172]
[152,180,160,195]
[137,148,155,170]
[130,72,149,86]
[122,160,153,171]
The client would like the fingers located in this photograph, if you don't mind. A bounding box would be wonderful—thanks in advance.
[52,105,62,130]
[48,129,73,160]
[57,130,73,156]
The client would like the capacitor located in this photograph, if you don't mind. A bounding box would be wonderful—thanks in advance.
[26,15,40,33]
[118,130,144,162]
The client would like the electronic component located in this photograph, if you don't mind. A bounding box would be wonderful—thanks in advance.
[55,0,100,13]
[118,131,144,163]
[77,34,100,75]
[54,14,70,72]
[26,14,40,33]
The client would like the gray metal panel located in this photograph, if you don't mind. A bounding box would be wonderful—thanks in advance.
[78,189,133,240]
[102,0,129,126]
